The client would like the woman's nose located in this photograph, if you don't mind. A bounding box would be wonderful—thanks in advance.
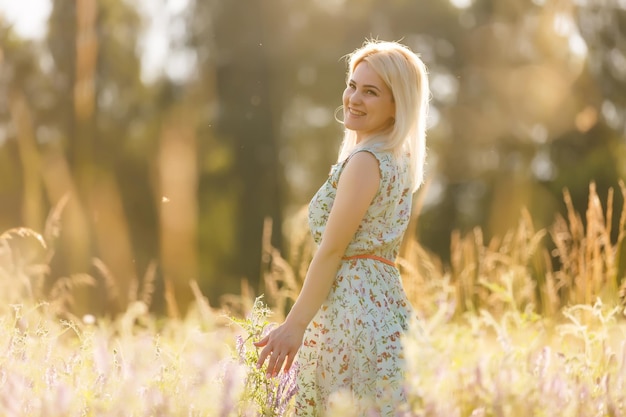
[348,90,362,104]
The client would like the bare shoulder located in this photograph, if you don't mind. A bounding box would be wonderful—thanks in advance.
[344,150,380,175]
[339,150,381,192]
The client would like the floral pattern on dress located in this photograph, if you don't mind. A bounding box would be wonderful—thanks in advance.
[295,148,414,416]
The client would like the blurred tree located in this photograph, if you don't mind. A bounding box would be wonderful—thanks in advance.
[213,1,284,293]
[1,0,624,313]
[189,0,289,298]
[0,22,42,233]
[0,0,166,314]
[407,0,623,262]
[44,0,141,312]
[577,2,626,135]
[568,0,626,221]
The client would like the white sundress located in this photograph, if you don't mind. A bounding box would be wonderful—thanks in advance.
[295,147,414,416]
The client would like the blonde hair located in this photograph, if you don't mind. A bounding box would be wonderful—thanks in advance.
[337,40,430,192]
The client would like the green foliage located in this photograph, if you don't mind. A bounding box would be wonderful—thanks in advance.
[231,296,298,417]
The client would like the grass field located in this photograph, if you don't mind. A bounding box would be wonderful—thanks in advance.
[0,289,624,416]
[0,181,625,416]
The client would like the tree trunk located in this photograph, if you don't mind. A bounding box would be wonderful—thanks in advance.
[213,0,284,290]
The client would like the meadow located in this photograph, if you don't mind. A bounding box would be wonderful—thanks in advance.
[0,181,625,416]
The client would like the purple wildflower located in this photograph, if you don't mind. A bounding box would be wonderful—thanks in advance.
[235,334,246,361]
[265,361,299,416]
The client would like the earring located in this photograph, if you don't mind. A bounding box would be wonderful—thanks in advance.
[334,106,344,124]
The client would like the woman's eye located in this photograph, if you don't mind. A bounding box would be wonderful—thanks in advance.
[366,89,377,96]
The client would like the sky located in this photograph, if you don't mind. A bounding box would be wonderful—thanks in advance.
[0,0,51,40]
[0,0,191,83]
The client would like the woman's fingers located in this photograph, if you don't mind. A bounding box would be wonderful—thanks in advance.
[253,335,268,347]
[267,350,287,378]
[257,344,290,377]
[257,343,284,377]
[256,344,271,369]
[283,353,296,373]
[254,324,303,377]
[254,334,271,368]
[266,352,278,377]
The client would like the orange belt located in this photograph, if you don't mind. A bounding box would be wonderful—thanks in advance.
[342,254,396,267]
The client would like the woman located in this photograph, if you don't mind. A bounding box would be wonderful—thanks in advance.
[255,40,430,415]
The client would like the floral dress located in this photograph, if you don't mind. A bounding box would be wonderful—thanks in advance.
[295,147,414,416]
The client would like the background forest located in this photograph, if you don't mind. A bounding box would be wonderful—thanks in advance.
[0,0,625,316]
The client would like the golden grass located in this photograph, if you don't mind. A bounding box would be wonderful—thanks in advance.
[396,180,626,321]
[1,181,625,416]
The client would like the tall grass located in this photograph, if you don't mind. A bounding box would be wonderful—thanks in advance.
[0,299,247,416]
[397,181,626,320]
[0,181,625,416]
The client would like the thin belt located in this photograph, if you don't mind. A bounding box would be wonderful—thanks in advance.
[342,254,396,267]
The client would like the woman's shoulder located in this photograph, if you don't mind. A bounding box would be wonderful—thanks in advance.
[346,147,406,182]
[347,146,394,163]
[341,145,408,177]
[359,147,409,171]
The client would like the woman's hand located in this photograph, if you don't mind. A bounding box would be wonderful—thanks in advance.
[254,320,306,378]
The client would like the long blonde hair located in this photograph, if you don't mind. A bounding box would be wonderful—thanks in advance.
[337,40,430,192]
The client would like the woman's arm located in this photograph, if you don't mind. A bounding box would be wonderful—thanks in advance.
[254,151,380,377]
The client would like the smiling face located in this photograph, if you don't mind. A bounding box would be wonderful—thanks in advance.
[342,61,396,143]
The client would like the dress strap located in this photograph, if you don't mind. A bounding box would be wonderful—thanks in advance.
[342,254,396,267]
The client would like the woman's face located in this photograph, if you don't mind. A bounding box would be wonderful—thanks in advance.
[342,61,395,142]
